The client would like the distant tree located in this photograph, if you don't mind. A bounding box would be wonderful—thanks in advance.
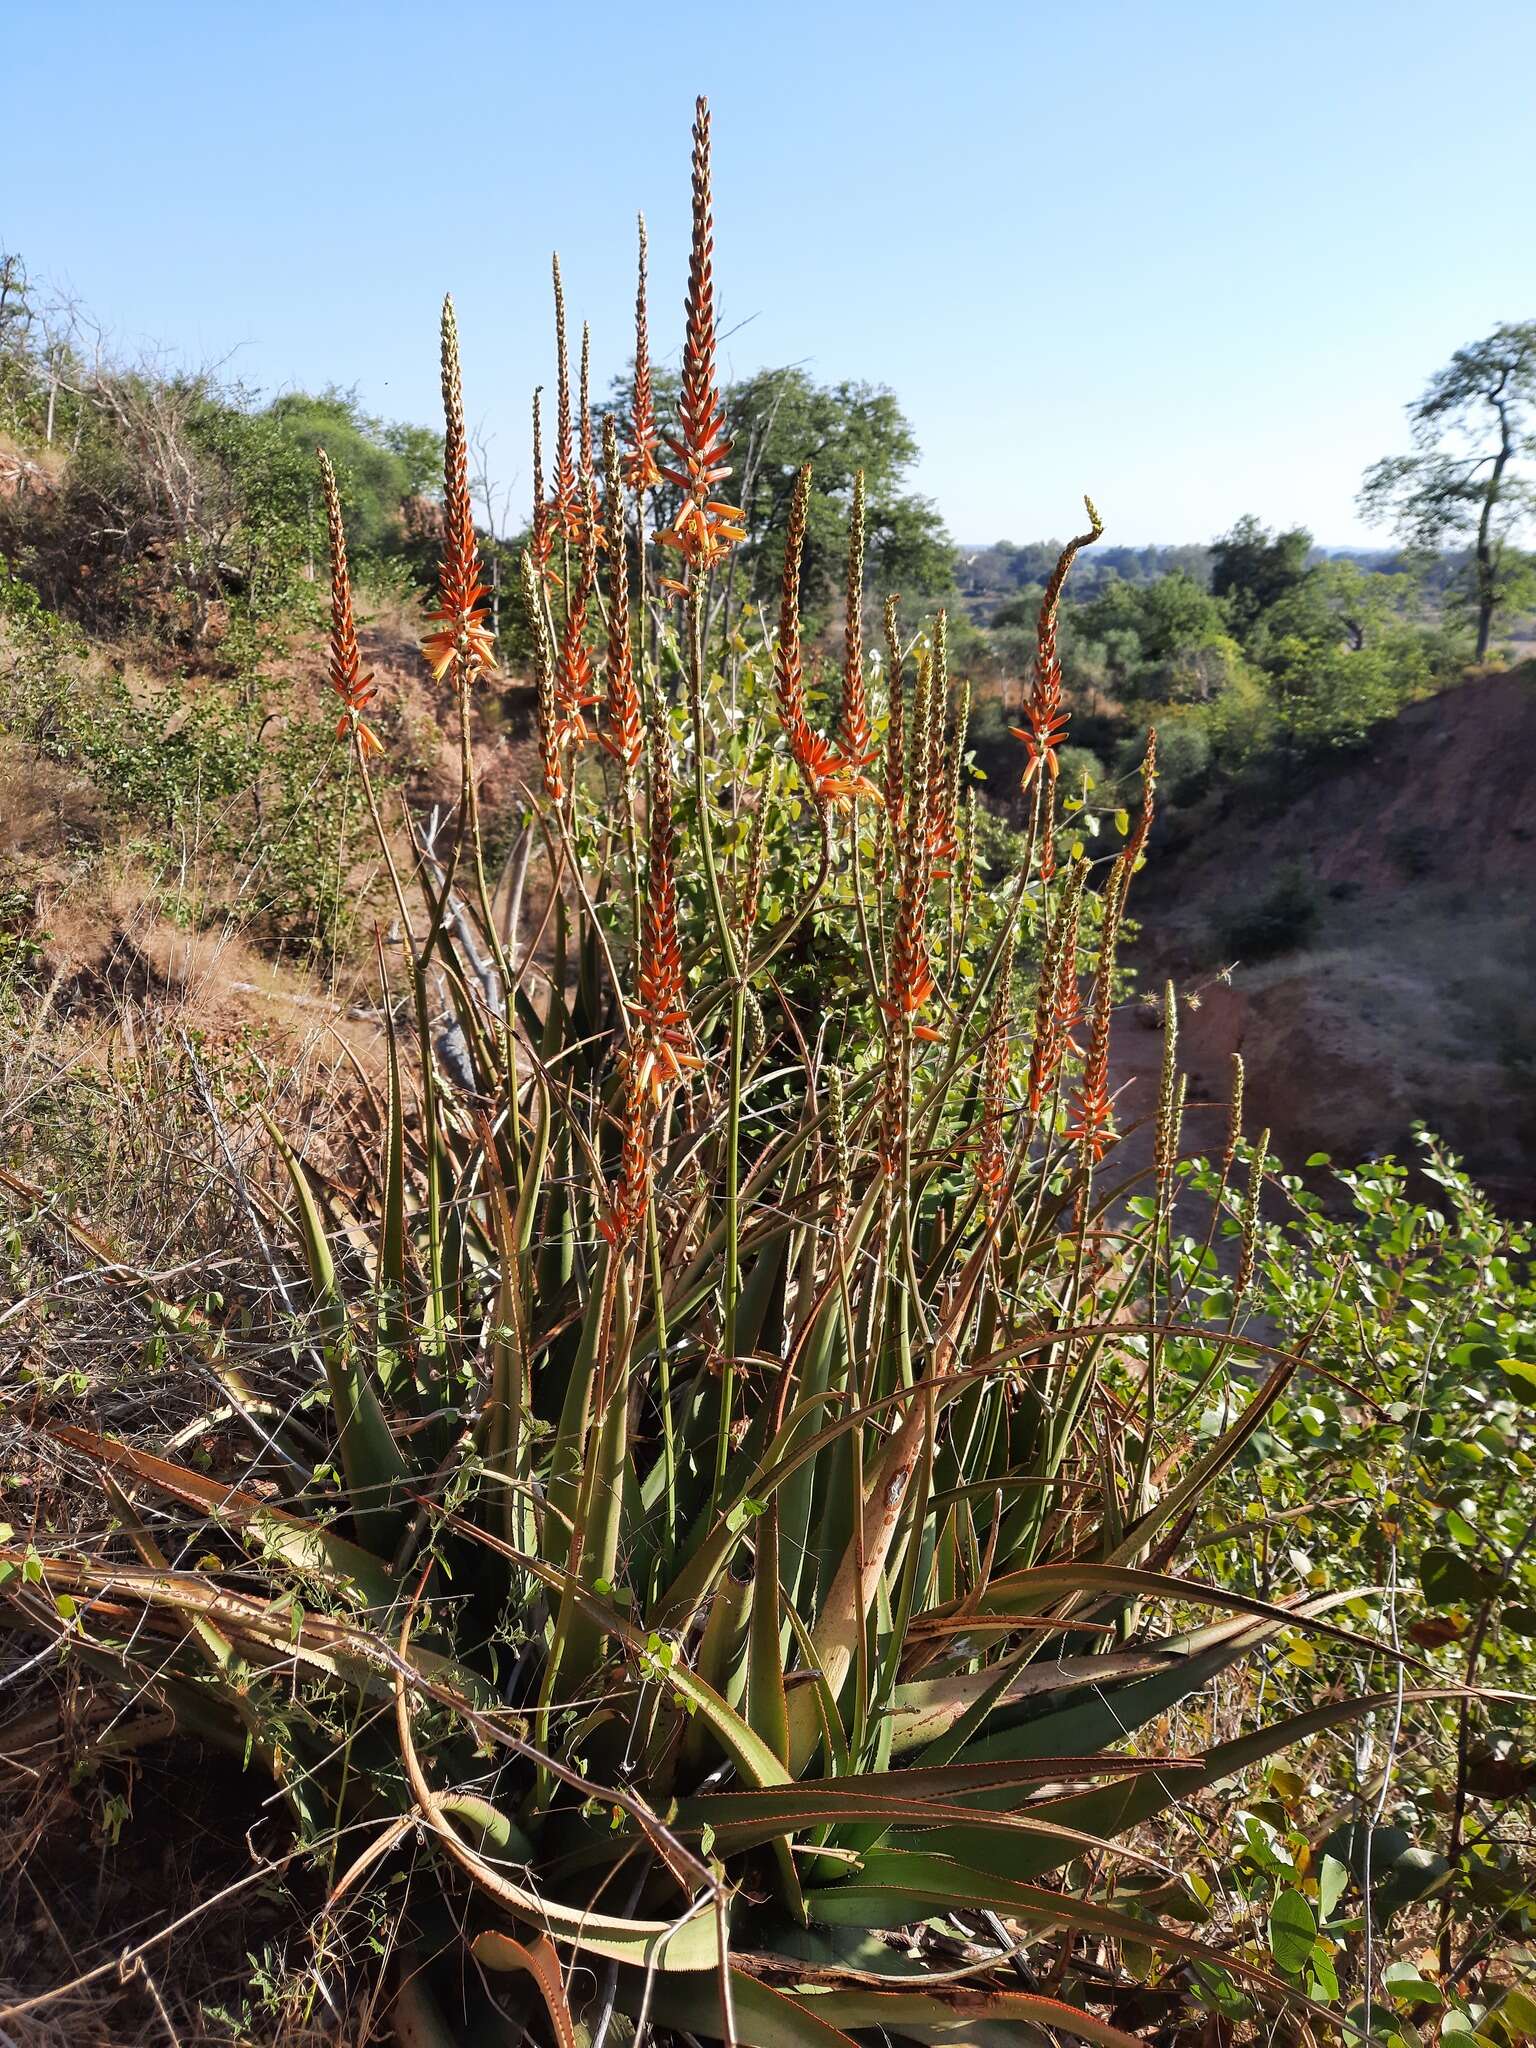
[1209,515,1313,627]
[1359,322,1536,661]
[265,389,442,559]
[606,363,954,623]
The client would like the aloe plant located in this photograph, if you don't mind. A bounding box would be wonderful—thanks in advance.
[0,98,1416,2048]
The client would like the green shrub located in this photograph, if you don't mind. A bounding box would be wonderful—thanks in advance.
[1218,860,1322,960]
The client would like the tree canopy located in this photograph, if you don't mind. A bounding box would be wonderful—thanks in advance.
[1359,322,1536,659]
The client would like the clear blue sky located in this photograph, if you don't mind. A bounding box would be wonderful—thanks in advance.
[5,0,1533,547]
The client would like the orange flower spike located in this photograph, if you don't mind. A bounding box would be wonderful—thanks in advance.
[633,716,702,1101]
[600,418,642,777]
[976,920,1017,1214]
[1027,862,1084,1116]
[623,213,663,495]
[837,470,874,771]
[1068,869,1125,1164]
[772,465,816,755]
[318,448,381,758]
[555,488,602,748]
[520,547,564,804]
[656,97,745,578]
[422,297,496,685]
[1011,496,1103,796]
[882,650,936,1030]
[772,466,881,809]
[601,1048,654,1248]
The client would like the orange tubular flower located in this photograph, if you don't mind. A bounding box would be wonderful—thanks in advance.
[1010,497,1103,799]
[773,467,881,808]
[632,723,702,1102]
[600,418,642,776]
[318,449,382,758]
[600,1047,654,1248]
[623,214,663,495]
[655,98,745,583]
[422,298,496,686]
[1026,865,1083,1117]
[881,649,937,1032]
[555,488,602,751]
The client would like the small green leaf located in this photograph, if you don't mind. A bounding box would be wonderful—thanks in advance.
[1318,1852,1350,1921]
[1268,1887,1316,1976]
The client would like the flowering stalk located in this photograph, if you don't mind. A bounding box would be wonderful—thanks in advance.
[1223,1051,1246,1177]
[601,1048,654,1248]
[975,917,1017,1216]
[879,647,937,1175]
[881,595,907,848]
[555,485,602,750]
[601,417,644,944]
[422,298,495,689]
[1011,497,1101,795]
[1153,982,1182,1209]
[521,547,564,805]
[1068,865,1126,1164]
[600,421,642,783]
[632,709,701,1104]
[1026,861,1085,1120]
[318,450,381,760]
[530,388,556,587]
[624,214,662,495]
[838,471,873,771]
[926,612,955,877]
[578,320,595,506]
[775,466,880,809]
[549,254,579,543]
[1236,1131,1270,1301]
[655,98,744,585]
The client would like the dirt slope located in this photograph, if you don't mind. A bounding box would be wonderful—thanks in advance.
[1128,668,1536,1209]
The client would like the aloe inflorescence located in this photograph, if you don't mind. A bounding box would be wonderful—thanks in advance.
[3,99,1416,2048]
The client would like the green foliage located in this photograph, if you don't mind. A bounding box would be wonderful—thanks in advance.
[1166,1135,1536,2033]
[1359,322,1536,659]
[0,561,383,952]
[0,266,441,643]
[1071,571,1242,704]
[265,387,442,558]
[1210,513,1314,626]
